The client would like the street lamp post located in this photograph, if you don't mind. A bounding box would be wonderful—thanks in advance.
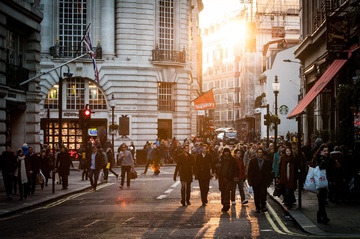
[110,94,117,157]
[55,64,72,194]
[272,76,280,152]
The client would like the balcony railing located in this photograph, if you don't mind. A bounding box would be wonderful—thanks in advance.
[6,63,29,90]
[49,44,102,59]
[152,47,186,64]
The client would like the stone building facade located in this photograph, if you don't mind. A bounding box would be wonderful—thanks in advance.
[38,0,203,154]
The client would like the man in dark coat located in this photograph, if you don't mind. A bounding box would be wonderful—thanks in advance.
[195,144,214,206]
[173,144,195,206]
[0,147,17,200]
[216,147,239,212]
[247,147,273,213]
[87,146,105,191]
[26,146,41,195]
[56,145,73,190]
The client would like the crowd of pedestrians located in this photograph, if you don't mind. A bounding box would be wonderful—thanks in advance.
[1,134,359,224]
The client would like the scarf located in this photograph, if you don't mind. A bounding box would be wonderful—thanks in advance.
[16,156,28,184]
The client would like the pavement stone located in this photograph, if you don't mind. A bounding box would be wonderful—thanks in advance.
[1,167,360,238]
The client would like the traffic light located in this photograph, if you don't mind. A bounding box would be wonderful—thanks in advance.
[83,109,91,126]
[79,109,91,127]
[263,114,269,126]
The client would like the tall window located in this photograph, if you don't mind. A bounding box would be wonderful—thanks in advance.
[6,30,25,66]
[67,78,85,109]
[45,78,106,110]
[158,82,174,111]
[89,82,107,109]
[159,0,174,51]
[59,0,87,57]
[45,85,59,109]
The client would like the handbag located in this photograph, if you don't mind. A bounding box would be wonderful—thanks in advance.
[36,172,45,185]
[106,162,110,170]
[314,166,328,189]
[304,166,317,192]
[99,171,105,183]
[129,168,138,179]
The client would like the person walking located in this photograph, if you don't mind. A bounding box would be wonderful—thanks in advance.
[14,149,32,200]
[216,147,239,212]
[118,145,135,189]
[106,148,119,179]
[247,147,272,213]
[87,146,104,191]
[195,144,214,206]
[232,149,248,205]
[0,147,17,200]
[56,145,73,190]
[142,142,153,175]
[278,146,297,209]
[312,143,333,224]
[39,149,51,187]
[173,144,195,206]
[26,146,41,195]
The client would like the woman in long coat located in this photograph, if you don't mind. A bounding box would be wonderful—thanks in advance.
[278,146,297,209]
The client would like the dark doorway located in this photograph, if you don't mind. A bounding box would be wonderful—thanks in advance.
[158,119,172,140]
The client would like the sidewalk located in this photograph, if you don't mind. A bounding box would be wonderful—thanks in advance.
[1,169,360,237]
[0,169,92,217]
[268,186,360,237]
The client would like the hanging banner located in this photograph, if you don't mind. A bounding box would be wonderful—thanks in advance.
[327,15,349,51]
[193,89,216,110]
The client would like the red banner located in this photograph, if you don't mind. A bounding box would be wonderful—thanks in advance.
[193,90,216,110]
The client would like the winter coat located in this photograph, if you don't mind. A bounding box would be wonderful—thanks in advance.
[247,157,272,188]
[236,157,247,180]
[56,151,72,176]
[195,153,213,180]
[217,155,239,181]
[278,154,297,189]
[174,152,195,183]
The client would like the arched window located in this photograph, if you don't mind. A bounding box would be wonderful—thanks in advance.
[45,78,106,110]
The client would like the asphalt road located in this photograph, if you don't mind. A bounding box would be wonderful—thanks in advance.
[0,166,312,239]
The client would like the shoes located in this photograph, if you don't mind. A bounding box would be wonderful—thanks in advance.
[322,218,330,224]
[261,208,268,212]
[231,201,236,205]
[221,205,230,212]
[241,200,248,205]
[119,185,123,189]
[202,203,207,206]
[186,201,191,205]
[181,201,185,206]
[141,172,146,175]
[255,209,261,213]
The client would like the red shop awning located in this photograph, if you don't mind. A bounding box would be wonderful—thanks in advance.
[287,53,351,119]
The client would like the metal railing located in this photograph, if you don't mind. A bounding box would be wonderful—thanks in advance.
[6,63,29,90]
[49,44,102,59]
[152,47,186,63]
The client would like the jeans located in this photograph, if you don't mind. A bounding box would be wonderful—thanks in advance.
[88,169,100,189]
[121,165,131,187]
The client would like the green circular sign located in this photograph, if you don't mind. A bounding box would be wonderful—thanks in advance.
[279,105,288,115]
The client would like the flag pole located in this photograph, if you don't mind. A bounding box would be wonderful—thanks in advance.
[20,52,89,86]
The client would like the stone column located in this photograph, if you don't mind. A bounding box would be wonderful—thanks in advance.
[0,13,7,152]
[101,0,115,59]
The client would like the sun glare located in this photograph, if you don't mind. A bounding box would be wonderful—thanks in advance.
[221,20,247,48]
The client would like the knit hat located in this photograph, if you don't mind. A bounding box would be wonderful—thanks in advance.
[223,148,231,153]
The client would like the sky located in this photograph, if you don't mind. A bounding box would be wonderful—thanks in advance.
[199,0,243,28]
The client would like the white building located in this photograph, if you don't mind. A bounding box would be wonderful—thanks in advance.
[38,0,203,156]
[259,46,301,139]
